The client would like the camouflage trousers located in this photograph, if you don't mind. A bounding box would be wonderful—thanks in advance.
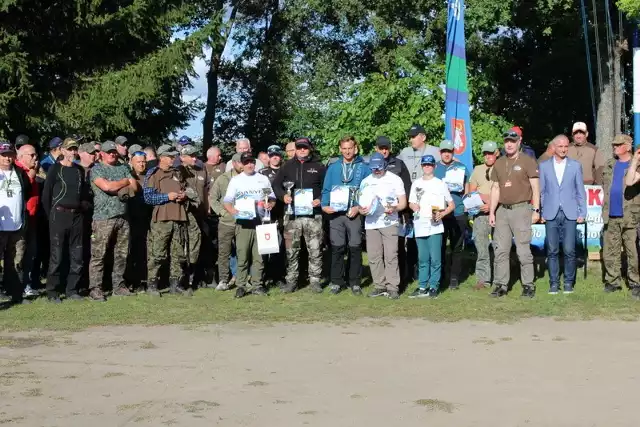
[147,220,190,281]
[89,217,130,291]
[603,217,640,285]
[0,229,25,299]
[186,212,202,267]
[284,215,323,286]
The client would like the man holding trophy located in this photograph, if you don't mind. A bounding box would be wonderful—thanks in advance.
[272,138,326,293]
[223,153,276,298]
[321,136,371,295]
[357,153,407,299]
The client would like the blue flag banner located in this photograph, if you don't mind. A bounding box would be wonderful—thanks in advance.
[445,0,474,173]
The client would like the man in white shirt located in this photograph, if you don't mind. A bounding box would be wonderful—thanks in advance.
[0,141,31,305]
[224,153,275,298]
[225,138,264,172]
[358,153,407,299]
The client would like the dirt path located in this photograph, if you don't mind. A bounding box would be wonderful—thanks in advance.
[0,319,638,426]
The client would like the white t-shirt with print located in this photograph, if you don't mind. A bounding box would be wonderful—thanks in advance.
[223,172,274,218]
[0,169,23,231]
[409,177,452,237]
[359,172,406,230]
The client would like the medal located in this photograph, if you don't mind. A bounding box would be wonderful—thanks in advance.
[412,172,417,180]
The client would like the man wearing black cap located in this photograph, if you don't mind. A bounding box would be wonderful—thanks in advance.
[15,134,29,150]
[272,138,326,293]
[223,152,275,298]
[0,141,32,305]
[41,137,91,303]
[260,145,285,183]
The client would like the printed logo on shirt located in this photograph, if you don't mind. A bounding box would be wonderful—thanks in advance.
[513,165,521,171]
[197,176,204,181]
[307,168,319,174]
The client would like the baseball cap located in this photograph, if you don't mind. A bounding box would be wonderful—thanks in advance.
[572,122,588,134]
[181,145,199,156]
[503,128,521,141]
[178,135,192,146]
[481,141,498,153]
[240,152,256,163]
[408,124,426,137]
[127,144,143,156]
[376,136,392,149]
[369,152,386,171]
[62,137,80,150]
[115,136,128,146]
[612,134,632,146]
[267,144,283,156]
[420,154,436,165]
[79,142,97,154]
[101,140,117,152]
[439,139,454,151]
[49,137,63,149]
[15,134,28,148]
[231,153,243,162]
[295,137,312,148]
[157,144,179,157]
[0,141,15,154]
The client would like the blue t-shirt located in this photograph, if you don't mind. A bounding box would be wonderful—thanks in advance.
[434,160,469,217]
[609,160,629,217]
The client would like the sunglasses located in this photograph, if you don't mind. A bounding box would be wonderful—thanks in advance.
[132,151,146,157]
[503,131,519,139]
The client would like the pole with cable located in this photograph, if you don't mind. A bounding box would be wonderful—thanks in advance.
[633,22,640,149]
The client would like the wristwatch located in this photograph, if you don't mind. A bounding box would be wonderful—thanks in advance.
[532,207,540,213]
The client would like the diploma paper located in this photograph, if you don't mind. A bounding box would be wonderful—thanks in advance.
[463,191,484,211]
[330,185,350,212]
[294,188,314,215]
[234,196,256,220]
[444,167,465,193]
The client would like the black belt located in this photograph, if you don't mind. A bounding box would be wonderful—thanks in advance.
[501,202,530,210]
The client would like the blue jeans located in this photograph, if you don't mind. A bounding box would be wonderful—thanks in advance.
[545,210,576,287]
[416,234,443,290]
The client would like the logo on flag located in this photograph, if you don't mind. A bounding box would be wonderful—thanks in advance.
[451,118,467,155]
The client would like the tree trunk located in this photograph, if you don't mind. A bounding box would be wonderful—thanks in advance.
[202,4,237,154]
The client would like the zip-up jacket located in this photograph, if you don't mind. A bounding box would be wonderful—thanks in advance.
[272,156,326,216]
[321,155,371,209]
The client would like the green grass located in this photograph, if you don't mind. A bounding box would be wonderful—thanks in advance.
[0,262,638,331]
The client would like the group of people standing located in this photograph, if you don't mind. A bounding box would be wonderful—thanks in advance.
[0,120,639,306]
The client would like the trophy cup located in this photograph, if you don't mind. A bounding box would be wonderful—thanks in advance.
[347,187,359,216]
[261,188,272,222]
[283,181,294,215]
[384,196,396,222]
[431,205,440,222]
[414,188,425,219]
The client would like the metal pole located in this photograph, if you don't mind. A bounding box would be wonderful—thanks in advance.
[633,23,640,148]
[583,222,588,280]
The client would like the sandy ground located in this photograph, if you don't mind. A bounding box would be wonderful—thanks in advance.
[0,319,638,426]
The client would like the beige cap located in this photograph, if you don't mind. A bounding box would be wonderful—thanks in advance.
[572,122,588,133]
[612,134,632,146]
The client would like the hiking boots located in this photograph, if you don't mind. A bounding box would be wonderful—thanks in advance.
[89,288,106,302]
[489,285,507,298]
[146,281,161,297]
[521,286,536,298]
[169,278,186,295]
[113,286,132,297]
[604,283,622,293]
[309,282,323,294]
[368,288,388,298]
[252,286,268,296]
[234,286,248,299]
[281,283,297,294]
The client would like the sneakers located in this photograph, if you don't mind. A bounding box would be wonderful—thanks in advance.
[489,285,507,298]
[426,288,439,299]
[521,286,536,298]
[387,291,400,300]
[89,289,106,302]
[252,286,268,296]
[113,287,132,297]
[604,283,622,293]
[449,279,459,290]
[23,285,37,298]
[146,282,161,297]
[350,285,363,296]
[215,281,230,291]
[549,285,559,295]
[408,288,429,299]
[329,284,341,295]
[368,288,388,298]
[309,282,324,294]
[563,284,574,294]
[281,283,297,294]
[235,286,247,299]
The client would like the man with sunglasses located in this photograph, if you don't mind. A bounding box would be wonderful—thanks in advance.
[15,144,39,299]
[468,141,499,290]
[567,122,605,185]
[434,139,470,290]
[224,152,275,298]
[114,136,130,161]
[500,127,535,159]
[88,140,139,300]
[272,138,326,293]
[489,131,540,298]
[41,137,91,303]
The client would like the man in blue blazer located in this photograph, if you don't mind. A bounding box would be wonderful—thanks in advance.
[539,135,587,294]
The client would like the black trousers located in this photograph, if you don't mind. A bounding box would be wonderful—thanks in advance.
[46,209,84,298]
[442,214,468,283]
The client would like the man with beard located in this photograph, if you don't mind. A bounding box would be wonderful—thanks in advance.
[272,139,326,293]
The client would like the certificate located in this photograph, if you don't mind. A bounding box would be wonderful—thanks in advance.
[444,167,465,193]
[294,188,314,215]
[463,191,484,211]
[234,196,256,220]
[330,185,350,212]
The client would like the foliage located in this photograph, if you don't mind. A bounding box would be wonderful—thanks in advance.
[617,0,640,17]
